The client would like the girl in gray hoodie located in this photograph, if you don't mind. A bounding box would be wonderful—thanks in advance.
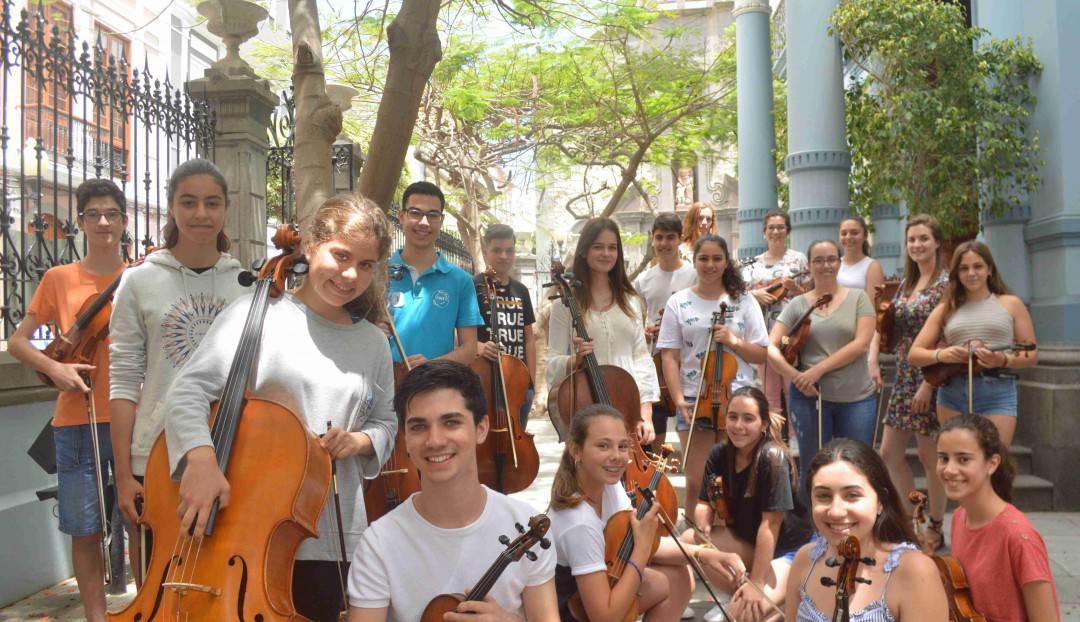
[108,159,247,573]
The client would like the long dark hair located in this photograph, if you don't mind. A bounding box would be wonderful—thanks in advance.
[938,415,1015,502]
[550,404,626,511]
[901,214,946,297]
[721,387,796,508]
[941,240,1011,323]
[693,235,747,298]
[571,217,639,319]
[806,438,918,545]
[162,158,231,252]
[840,216,872,258]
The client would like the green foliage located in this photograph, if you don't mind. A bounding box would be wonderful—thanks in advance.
[831,0,1042,236]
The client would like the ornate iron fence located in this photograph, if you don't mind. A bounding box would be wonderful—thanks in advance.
[267,88,473,273]
[0,1,215,339]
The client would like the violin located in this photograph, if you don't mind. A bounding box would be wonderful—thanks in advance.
[363,275,422,523]
[874,280,902,354]
[780,293,833,367]
[910,491,986,622]
[110,225,333,621]
[690,304,737,435]
[761,269,809,305]
[472,267,540,494]
[921,341,1036,388]
[649,309,675,416]
[421,514,551,621]
[567,449,674,622]
[820,535,875,622]
[706,475,732,527]
[545,260,679,525]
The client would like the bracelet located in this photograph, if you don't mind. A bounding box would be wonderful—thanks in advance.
[934,349,941,363]
[626,559,644,584]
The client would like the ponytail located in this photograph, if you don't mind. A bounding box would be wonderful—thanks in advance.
[549,404,626,511]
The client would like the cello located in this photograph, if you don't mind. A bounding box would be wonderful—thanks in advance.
[110,225,332,621]
[910,491,986,622]
[472,267,540,494]
[685,304,737,463]
[545,260,679,525]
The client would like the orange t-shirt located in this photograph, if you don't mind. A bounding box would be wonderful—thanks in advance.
[26,261,125,427]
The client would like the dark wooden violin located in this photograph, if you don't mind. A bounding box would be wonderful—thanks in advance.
[110,225,332,621]
[780,293,833,366]
[363,266,422,523]
[545,260,679,525]
[472,267,540,494]
[567,449,674,622]
[421,514,551,621]
[874,280,902,354]
[820,535,875,622]
[921,341,1036,388]
[910,492,986,622]
[706,475,732,527]
[689,304,737,443]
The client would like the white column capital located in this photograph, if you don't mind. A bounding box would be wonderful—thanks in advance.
[733,0,771,18]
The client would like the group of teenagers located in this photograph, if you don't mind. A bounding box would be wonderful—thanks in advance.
[8,158,1060,622]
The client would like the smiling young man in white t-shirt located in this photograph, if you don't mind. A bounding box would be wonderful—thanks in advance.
[347,360,558,622]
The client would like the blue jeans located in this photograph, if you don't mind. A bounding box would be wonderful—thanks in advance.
[518,387,535,429]
[54,423,114,536]
[788,387,878,496]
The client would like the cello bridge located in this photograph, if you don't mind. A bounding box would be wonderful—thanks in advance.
[162,581,222,597]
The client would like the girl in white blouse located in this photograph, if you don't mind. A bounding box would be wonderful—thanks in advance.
[547,217,660,444]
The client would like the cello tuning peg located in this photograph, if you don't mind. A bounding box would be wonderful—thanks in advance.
[525,551,537,562]
[237,271,258,287]
[515,522,525,533]
[499,535,510,546]
[251,258,267,271]
[540,537,551,549]
[291,260,309,276]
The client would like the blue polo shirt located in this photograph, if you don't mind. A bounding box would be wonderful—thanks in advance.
[387,250,483,361]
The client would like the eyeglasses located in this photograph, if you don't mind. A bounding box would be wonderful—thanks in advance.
[765,225,788,232]
[82,210,124,223]
[404,207,444,223]
[811,256,841,267]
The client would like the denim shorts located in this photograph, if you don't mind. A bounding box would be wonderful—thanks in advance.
[937,374,1017,416]
[674,397,725,433]
[54,423,114,537]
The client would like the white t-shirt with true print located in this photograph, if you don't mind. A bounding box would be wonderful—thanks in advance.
[656,288,769,398]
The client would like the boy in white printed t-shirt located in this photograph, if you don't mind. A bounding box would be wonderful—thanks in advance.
[347,360,558,622]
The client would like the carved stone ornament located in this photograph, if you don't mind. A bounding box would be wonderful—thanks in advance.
[197,0,269,78]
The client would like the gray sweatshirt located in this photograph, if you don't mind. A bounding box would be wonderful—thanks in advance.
[109,250,247,475]
[163,292,397,561]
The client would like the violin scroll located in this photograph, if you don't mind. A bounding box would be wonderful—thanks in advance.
[821,535,874,622]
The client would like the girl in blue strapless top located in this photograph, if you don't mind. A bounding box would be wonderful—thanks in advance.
[784,439,949,621]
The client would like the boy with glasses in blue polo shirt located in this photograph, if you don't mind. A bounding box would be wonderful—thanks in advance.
[388,181,483,365]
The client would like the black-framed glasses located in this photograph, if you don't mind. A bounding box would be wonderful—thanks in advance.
[82,210,124,223]
[404,207,444,223]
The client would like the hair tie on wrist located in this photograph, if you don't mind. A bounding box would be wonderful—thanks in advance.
[626,559,644,584]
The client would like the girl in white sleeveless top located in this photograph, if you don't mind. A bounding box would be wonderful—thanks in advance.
[838,216,885,390]
[909,241,1038,447]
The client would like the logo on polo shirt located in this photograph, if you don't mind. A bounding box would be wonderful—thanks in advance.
[432,289,451,308]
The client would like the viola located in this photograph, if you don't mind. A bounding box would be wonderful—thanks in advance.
[472,267,539,494]
[921,342,1036,388]
[567,449,674,622]
[545,260,679,525]
[110,225,332,621]
[690,304,737,434]
[421,514,551,621]
[820,535,875,622]
[363,308,422,523]
[874,280,902,354]
[910,492,986,622]
[780,293,833,367]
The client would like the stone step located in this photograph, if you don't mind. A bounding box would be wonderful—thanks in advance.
[913,474,1055,512]
[906,444,1033,477]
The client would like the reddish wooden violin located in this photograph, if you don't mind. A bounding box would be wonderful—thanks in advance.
[689,304,737,437]
[761,269,809,306]
[545,260,679,525]
[420,514,551,621]
[820,535,875,622]
[110,225,332,622]
[472,267,540,494]
[910,491,986,622]
[921,341,1035,388]
[874,280,902,354]
[706,475,732,527]
[780,293,833,366]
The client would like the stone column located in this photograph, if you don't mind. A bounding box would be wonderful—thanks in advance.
[186,0,277,269]
[783,0,849,254]
[733,0,777,259]
[871,201,905,278]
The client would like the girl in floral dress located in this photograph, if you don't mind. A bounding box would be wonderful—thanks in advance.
[878,215,949,551]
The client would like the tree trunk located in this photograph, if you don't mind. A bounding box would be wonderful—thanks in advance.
[289,0,342,226]
[597,145,647,220]
[358,0,443,211]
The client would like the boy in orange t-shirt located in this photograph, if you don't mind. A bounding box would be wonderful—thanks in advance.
[8,179,127,622]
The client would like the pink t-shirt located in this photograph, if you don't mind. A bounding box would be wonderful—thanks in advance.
[951,503,1059,622]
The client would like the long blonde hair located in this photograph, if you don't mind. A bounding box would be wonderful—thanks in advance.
[549,404,626,511]
[304,194,392,324]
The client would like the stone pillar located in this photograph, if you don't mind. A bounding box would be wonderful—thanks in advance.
[186,0,276,269]
[733,0,777,259]
[973,0,1032,301]
[783,0,849,254]
[871,201,905,278]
